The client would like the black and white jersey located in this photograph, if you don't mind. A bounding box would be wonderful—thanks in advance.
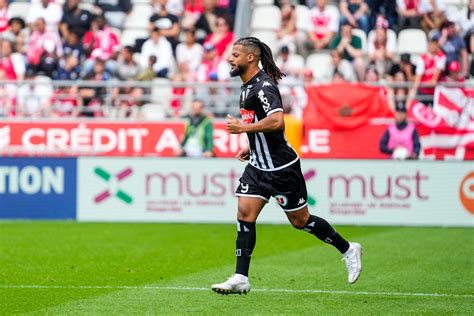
[239,70,299,171]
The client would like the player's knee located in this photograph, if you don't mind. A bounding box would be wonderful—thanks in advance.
[237,208,253,222]
[287,215,307,229]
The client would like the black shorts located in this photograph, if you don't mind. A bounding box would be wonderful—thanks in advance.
[235,160,308,212]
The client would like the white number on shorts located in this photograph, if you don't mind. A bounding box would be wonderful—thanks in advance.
[241,183,249,193]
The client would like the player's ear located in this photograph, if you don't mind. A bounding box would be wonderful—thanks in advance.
[247,53,254,63]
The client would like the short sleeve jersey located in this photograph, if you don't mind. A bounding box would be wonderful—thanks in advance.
[239,70,299,171]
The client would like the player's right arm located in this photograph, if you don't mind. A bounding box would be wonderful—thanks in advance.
[227,112,284,134]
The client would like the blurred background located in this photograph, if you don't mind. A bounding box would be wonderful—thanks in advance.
[0,0,472,225]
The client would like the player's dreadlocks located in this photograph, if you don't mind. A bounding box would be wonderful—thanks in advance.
[234,37,285,82]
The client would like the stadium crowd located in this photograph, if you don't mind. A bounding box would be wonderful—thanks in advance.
[0,0,471,119]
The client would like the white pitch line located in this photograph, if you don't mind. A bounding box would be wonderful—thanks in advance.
[1,285,473,298]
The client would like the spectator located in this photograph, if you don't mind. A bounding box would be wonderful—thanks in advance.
[444,60,465,83]
[94,0,132,30]
[26,18,63,77]
[150,0,181,51]
[181,0,205,29]
[397,0,424,31]
[140,27,174,78]
[276,46,306,118]
[203,14,234,58]
[196,42,230,82]
[62,31,85,62]
[170,71,188,117]
[367,0,397,30]
[194,0,227,42]
[152,0,184,17]
[306,0,339,52]
[324,49,357,82]
[2,18,28,54]
[27,0,63,31]
[16,70,53,118]
[329,22,365,80]
[276,2,298,53]
[0,70,13,116]
[132,55,157,110]
[136,55,157,81]
[0,0,10,33]
[276,46,304,80]
[439,21,469,78]
[196,43,230,116]
[115,46,139,81]
[339,0,370,34]
[82,15,121,77]
[364,64,380,83]
[368,24,395,76]
[79,58,112,117]
[60,0,94,39]
[176,99,214,157]
[388,70,409,110]
[419,0,446,34]
[0,39,25,81]
[409,32,446,106]
[176,28,203,79]
[54,53,80,80]
[388,53,416,81]
[50,85,81,117]
[380,101,421,160]
[459,0,474,76]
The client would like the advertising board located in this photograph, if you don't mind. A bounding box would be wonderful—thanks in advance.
[0,157,77,219]
[77,158,474,226]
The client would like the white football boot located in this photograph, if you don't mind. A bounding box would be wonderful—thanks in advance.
[211,274,251,295]
[342,242,363,284]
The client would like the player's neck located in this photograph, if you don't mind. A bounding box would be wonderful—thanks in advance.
[240,67,260,85]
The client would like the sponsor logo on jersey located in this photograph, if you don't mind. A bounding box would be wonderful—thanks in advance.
[275,194,288,206]
[263,81,272,87]
[258,89,271,112]
[240,109,255,124]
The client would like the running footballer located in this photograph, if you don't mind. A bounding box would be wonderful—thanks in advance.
[211,37,362,295]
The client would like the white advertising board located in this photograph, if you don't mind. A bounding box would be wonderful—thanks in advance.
[77,157,287,223]
[78,158,474,226]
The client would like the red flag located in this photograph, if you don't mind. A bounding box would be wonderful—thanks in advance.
[303,83,393,130]
[408,86,474,159]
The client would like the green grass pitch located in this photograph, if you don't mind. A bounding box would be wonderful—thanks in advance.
[1,222,473,314]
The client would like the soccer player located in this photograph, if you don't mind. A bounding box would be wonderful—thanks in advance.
[211,37,362,295]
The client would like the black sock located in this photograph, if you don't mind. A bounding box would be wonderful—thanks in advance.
[301,215,350,254]
[235,220,256,277]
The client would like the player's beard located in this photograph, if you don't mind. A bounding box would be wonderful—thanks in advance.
[230,64,246,77]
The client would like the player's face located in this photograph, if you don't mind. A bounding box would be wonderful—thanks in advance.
[228,45,249,78]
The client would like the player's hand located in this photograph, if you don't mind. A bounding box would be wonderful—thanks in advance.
[227,114,244,134]
[236,146,250,162]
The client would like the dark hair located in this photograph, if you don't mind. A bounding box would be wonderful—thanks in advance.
[123,45,134,53]
[216,14,233,31]
[234,37,285,82]
[9,17,26,29]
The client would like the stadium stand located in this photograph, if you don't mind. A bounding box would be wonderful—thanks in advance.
[0,0,471,120]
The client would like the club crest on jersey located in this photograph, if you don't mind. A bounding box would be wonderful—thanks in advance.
[275,195,288,206]
[258,89,271,112]
[240,109,255,124]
